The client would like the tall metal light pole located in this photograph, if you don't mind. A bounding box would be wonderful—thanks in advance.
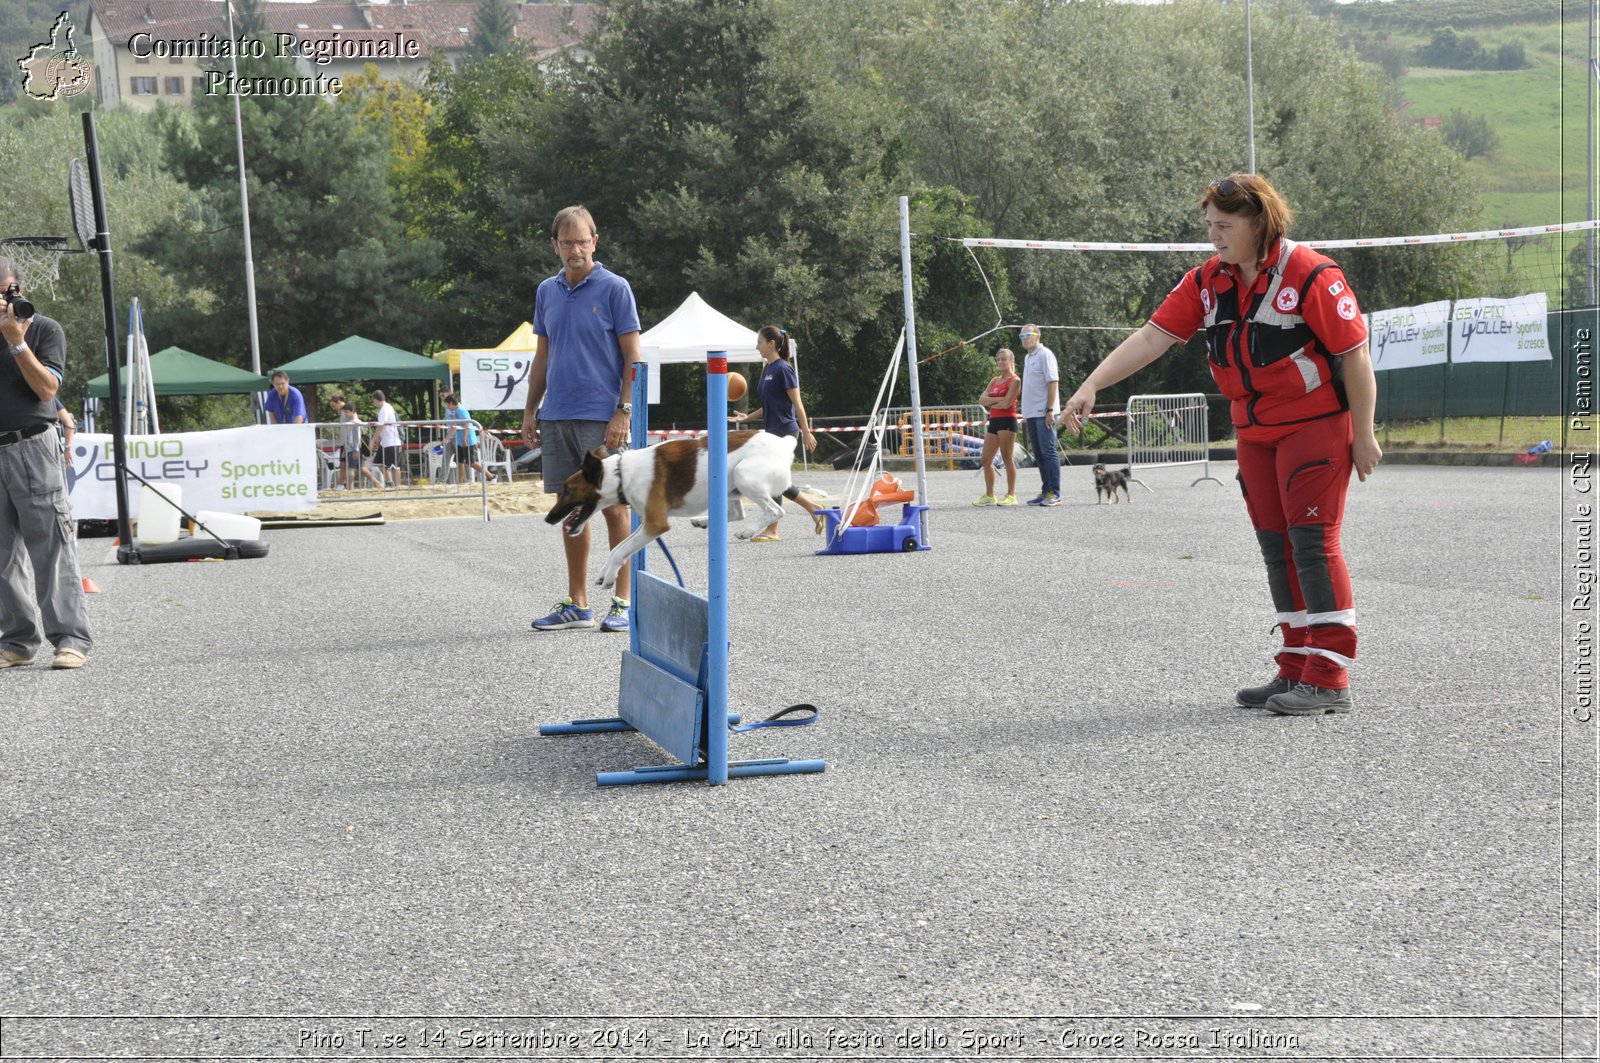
[1246,0,1257,173]
[224,0,265,417]
[1588,0,1596,303]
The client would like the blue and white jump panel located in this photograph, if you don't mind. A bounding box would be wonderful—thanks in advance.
[539,357,825,787]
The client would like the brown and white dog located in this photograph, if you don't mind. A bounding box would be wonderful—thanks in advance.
[545,430,814,589]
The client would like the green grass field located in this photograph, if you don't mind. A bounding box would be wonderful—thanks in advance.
[1386,10,1591,227]
[1376,414,1585,450]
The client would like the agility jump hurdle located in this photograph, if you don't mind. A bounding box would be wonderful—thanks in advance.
[539,360,826,786]
[1125,392,1225,490]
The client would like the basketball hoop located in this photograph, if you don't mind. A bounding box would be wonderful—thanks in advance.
[0,236,75,295]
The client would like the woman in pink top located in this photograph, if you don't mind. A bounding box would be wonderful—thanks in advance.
[974,347,1022,506]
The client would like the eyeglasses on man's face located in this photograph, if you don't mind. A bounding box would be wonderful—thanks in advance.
[555,236,594,251]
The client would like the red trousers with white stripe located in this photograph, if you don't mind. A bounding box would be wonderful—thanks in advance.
[1236,412,1357,690]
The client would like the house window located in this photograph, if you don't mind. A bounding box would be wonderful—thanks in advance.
[192,76,207,95]
[164,77,185,95]
[131,77,156,95]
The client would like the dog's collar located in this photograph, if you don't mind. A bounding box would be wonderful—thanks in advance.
[614,477,628,510]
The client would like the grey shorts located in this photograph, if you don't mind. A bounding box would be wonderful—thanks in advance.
[540,419,625,489]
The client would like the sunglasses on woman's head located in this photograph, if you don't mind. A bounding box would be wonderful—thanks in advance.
[1210,178,1263,213]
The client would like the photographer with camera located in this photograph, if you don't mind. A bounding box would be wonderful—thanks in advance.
[0,259,92,670]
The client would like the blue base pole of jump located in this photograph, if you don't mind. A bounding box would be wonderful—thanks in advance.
[538,711,743,737]
[597,757,828,788]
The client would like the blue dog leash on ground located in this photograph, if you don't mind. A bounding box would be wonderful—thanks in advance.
[730,704,820,732]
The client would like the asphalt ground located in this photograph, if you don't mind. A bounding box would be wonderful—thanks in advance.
[1,459,1593,1062]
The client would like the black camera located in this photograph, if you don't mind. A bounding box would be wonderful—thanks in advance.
[4,284,34,319]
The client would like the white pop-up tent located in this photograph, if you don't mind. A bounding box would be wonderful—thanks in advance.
[638,291,790,403]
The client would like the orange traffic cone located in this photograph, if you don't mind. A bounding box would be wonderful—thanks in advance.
[82,577,102,594]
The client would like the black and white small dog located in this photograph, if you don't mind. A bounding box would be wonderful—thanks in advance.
[1093,463,1131,504]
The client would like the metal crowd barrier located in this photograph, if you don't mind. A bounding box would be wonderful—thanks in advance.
[309,418,506,520]
[1125,393,1224,489]
[882,404,988,469]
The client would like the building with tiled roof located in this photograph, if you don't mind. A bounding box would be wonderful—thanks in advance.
[86,0,596,111]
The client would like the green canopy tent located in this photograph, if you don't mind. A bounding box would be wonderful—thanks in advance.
[86,346,271,398]
[272,336,450,386]
[273,336,451,421]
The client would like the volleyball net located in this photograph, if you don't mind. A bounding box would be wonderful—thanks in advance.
[952,220,1600,450]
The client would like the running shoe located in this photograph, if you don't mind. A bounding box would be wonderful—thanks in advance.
[600,597,630,633]
[996,494,1018,507]
[531,598,595,631]
[972,494,997,507]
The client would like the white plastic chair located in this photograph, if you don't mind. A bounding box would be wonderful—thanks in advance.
[482,433,514,483]
[319,446,341,489]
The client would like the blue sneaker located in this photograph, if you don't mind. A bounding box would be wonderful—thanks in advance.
[531,597,594,631]
[1039,492,1062,507]
[600,597,630,633]
[1025,494,1047,506]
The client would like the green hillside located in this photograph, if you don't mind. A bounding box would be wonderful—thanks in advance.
[1334,0,1590,227]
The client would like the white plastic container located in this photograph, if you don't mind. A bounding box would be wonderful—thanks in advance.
[134,483,183,546]
[192,510,262,541]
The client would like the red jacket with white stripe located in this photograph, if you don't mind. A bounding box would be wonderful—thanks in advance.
[1150,238,1368,441]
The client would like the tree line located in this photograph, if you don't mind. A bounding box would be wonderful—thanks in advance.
[1,0,1489,432]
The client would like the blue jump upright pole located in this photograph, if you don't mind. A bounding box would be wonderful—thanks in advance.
[629,361,647,658]
[706,352,731,785]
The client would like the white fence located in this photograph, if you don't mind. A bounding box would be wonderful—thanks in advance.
[310,418,514,518]
[1125,393,1224,488]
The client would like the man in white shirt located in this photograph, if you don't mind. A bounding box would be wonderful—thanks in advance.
[368,389,403,488]
[1018,324,1062,506]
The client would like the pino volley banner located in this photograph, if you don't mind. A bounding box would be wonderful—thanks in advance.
[66,425,320,518]
[1450,294,1553,363]
[459,350,533,411]
[1369,300,1450,371]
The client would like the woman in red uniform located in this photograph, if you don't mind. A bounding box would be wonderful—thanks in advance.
[1063,174,1381,716]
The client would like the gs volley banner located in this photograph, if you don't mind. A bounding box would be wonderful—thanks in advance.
[1451,294,1553,364]
[1369,300,1450,371]
[66,425,319,519]
[460,350,533,411]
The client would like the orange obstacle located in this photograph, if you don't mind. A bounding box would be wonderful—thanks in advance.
[846,474,916,528]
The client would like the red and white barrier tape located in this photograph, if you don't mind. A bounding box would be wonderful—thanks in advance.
[489,405,1205,443]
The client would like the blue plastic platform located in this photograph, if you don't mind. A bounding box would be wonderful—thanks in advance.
[815,503,929,555]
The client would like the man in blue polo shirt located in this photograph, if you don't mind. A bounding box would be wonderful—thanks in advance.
[522,205,641,633]
[263,370,307,425]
